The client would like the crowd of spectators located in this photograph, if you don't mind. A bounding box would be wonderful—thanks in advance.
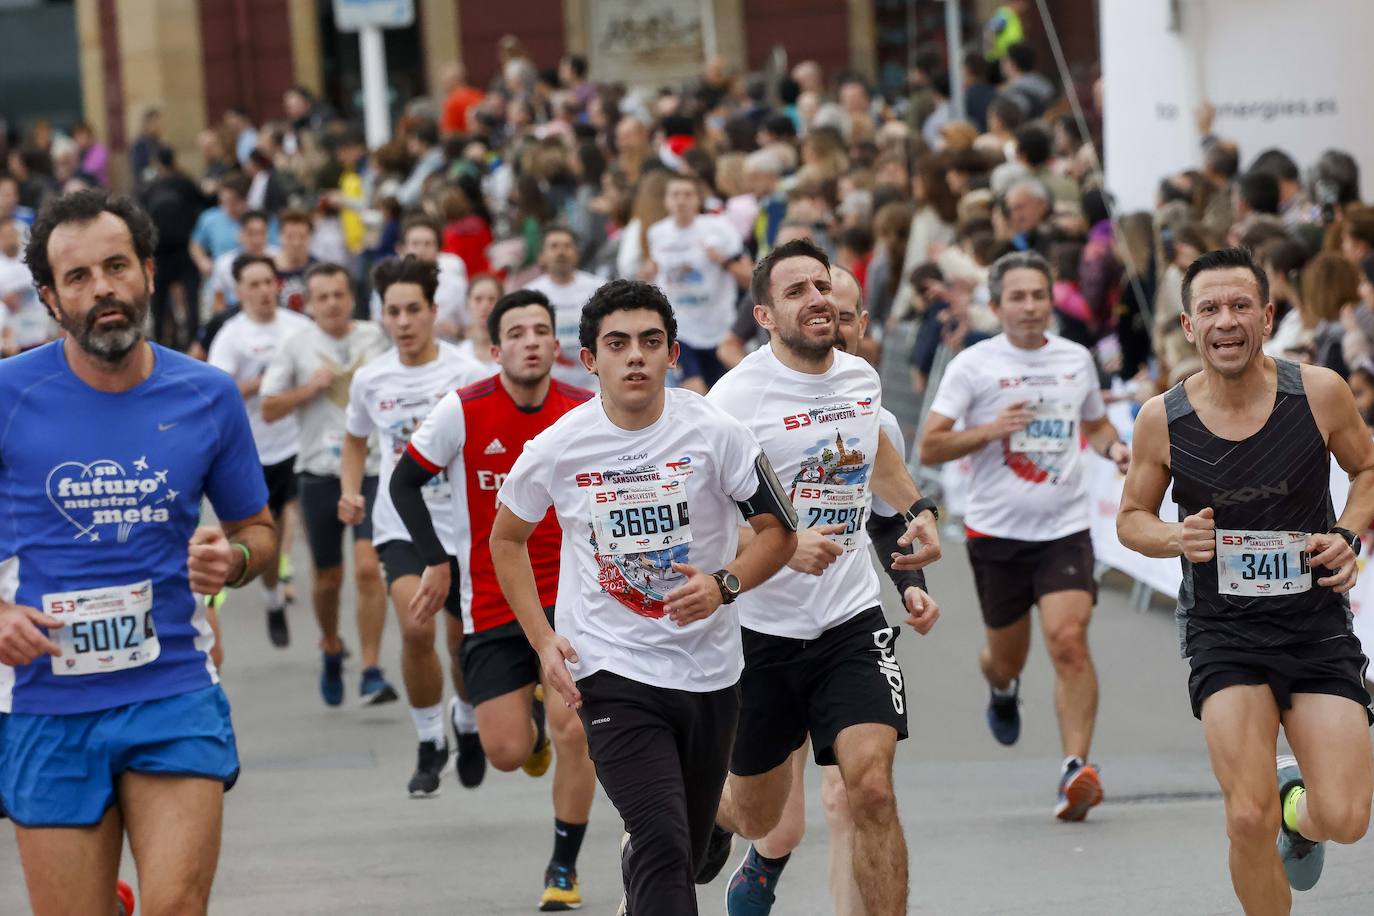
[2,13,1372,437]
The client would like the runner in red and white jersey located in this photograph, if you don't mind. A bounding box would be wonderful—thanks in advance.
[390,288,597,912]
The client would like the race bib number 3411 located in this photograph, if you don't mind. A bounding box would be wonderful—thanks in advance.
[1216,530,1311,597]
[45,579,160,676]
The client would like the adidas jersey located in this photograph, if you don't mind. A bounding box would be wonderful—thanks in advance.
[407,374,593,633]
[344,341,488,552]
[0,342,268,715]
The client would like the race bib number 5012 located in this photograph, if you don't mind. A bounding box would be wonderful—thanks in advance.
[45,579,160,676]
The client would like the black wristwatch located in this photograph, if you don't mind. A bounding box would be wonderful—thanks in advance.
[712,569,742,605]
[904,497,939,525]
[1331,526,1363,556]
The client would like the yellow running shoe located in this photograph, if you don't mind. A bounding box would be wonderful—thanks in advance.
[523,685,552,777]
[539,864,581,911]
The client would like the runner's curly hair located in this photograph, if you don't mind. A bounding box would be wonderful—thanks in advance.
[25,189,157,291]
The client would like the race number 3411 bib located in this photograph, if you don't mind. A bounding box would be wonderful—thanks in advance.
[45,579,160,676]
[590,479,694,557]
[1216,530,1311,597]
[1010,401,1078,454]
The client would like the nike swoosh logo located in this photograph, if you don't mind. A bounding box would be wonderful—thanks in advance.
[158,423,177,432]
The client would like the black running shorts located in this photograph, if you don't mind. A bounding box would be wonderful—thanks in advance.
[458,607,555,706]
[966,528,1097,629]
[731,606,908,777]
[1188,633,1374,722]
[261,456,299,518]
[375,539,462,620]
[298,473,377,569]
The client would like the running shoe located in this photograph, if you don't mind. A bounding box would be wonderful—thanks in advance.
[320,649,344,707]
[1277,754,1324,891]
[448,697,487,787]
[407,739,449,798]
[986,678,1021,746]
[539,863,582,911]
[726,845,781,914]
[1054,760,1104,822]
[358,666,399,706]
[116,879,136,916]
[266,605,289,648]
[524,685,552,777]
[695,823,736,884]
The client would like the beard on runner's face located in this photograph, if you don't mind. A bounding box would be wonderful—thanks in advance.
[775,300,840,359]
[63,292,148,363]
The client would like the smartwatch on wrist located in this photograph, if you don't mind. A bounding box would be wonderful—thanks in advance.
[904,497,939,525]
[712,569,742,605]
[1331,526,1362,556]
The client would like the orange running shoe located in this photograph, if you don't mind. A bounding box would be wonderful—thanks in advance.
[1055,761,1103,822]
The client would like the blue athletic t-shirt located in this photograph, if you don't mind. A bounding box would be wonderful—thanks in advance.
[0,341,268,715]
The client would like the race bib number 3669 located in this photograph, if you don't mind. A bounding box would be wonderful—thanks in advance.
[45,579,160,676]
[589,479,694,557]
[1216,530,1311,597]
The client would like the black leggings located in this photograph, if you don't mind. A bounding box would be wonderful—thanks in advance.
[577,670,739,915]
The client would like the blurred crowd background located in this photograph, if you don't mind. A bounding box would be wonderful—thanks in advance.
[2,0,1372,452]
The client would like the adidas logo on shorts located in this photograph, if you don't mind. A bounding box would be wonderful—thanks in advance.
[484,439,507,455]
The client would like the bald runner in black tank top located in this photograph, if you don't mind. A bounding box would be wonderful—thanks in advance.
[1165,358,1350,655]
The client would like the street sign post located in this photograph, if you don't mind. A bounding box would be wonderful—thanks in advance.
[331,0,415,148]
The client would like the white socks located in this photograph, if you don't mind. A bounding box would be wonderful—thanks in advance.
[410,702,445,746]
[263,583,284,609]
[451,696,479,735]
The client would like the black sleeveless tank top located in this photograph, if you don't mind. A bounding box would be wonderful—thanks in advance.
[1165,359,1350,656]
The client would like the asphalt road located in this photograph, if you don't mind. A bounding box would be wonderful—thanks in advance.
[4,525,1373,914]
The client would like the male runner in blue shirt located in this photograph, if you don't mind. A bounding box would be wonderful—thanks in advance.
[0,190,276,916]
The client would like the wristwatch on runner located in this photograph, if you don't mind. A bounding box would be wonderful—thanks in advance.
[712,569,742,604]
[904,497,940,525]
[1330,526,1363,556]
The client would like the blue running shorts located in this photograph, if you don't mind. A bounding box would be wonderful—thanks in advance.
[0,684,239,827]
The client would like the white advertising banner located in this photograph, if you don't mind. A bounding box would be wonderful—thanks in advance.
[1101,0,1374,211]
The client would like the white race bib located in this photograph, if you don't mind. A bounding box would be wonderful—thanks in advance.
[1216,530,1311,597]
[793,483,868,552]
[323,427,345,462]
[45,580,160,676]
[1010,401,1078,454]
[590,478,694,557]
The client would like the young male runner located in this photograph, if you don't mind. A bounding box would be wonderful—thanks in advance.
[0,190,276,915]
[919,250,1129,819]
[491,279,797,916]
[391,288,597,911]
[705,239,941,916]
[723,265,936,915]
[1118,247,1374,912]
[340,255,487,796]
[207,254,312,647]
[261,262,397,707]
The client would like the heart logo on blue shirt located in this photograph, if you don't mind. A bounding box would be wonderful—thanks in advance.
[45,458,176,544]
